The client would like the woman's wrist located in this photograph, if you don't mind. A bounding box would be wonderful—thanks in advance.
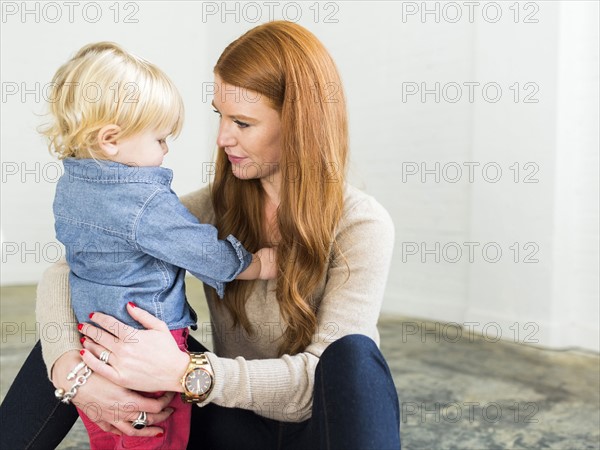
[51,349,83,389]
[171,349,190,393]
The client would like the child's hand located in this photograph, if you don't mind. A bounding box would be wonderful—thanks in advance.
[237,247,277,280]
[256,247,277,280]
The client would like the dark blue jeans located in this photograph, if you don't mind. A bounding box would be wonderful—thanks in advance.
[1,334,400,449]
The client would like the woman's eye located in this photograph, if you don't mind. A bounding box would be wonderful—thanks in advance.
[212,108,247,128]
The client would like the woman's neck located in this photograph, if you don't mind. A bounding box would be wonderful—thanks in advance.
[260,174,281,208]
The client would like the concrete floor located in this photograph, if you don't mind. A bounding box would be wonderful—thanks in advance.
[1,280,599,450]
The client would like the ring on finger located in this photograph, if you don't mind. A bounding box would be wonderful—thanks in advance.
[131,411,148,430]
[99,350,111,364]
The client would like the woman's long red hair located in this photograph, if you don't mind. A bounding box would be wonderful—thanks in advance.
[212,21,348,356]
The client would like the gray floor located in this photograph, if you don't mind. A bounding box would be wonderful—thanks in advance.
[1,281,599,450]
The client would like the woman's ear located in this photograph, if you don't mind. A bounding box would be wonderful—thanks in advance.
[97,124,121,157]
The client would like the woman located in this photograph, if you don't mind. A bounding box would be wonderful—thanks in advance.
[0,21,400,449]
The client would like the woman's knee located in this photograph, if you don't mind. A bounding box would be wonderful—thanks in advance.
[314,334,401,434]
[323,333,377,357]
[319,334,382,375]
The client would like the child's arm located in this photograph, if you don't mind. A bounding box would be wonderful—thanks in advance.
[135,189,258,297]
[237,247,277,280]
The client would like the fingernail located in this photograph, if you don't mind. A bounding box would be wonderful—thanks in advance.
[89,312,95,319]
[155,432,163,438]
[80,337,86,344]
[128,302,137,308]
[78,323,84,331]
[80,349,85,356]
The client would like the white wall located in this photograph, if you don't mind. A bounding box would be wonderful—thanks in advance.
[1,1,598,351]
[551,3,600,349]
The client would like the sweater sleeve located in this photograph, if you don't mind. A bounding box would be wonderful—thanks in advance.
[199,194,396,422]
[35,258,81,379]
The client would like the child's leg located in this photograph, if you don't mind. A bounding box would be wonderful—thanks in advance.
[77,405,120,450]
[117,328,191,450]
[132,387,192,450]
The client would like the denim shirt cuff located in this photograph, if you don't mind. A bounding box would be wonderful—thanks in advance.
[213,235,253,300]
[214,282,226,300]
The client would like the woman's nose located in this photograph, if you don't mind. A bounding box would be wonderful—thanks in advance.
[216,123,236,148]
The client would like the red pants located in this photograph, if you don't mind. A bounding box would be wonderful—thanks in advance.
[77,329,191,450]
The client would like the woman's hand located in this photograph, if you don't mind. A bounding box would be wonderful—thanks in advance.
[52,350,175,436]
[78,303,190,394]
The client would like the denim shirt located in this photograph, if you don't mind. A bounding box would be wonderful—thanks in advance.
[54,158,253,330]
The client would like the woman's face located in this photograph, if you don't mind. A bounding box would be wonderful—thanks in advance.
[212,75,283,185]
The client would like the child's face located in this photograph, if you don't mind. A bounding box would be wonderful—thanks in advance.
[112,128,171,167]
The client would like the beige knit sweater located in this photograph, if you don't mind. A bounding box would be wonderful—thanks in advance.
[36,184,394,422]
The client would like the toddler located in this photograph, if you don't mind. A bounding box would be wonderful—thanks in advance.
[41,42,274,450]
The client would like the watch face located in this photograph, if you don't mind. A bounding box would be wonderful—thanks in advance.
[185,368,212,396]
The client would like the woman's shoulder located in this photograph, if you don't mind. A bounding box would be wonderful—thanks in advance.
[179,185,215,224]
[335,184,395,246]
[342,184,394,228]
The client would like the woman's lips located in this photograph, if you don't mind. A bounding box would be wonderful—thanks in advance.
[228,155,247,164]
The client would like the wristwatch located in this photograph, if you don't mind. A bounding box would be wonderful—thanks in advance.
[180,352,214,403]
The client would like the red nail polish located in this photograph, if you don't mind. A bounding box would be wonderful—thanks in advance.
[80,349,85,356]
[155,433,163,438]
[78,323,83,331]
[80,337,86,344]
[128,302,137,308]
[89,312,95,319]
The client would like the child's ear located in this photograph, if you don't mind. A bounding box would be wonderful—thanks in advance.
[97,124,122,157]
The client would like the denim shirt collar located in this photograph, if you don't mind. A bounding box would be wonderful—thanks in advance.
[62,158,173,186]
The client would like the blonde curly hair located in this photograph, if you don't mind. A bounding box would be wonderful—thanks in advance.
[40,42,184,159]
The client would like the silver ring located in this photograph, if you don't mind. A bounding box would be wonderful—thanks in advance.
[99,350,111,364]
[132,411,148,430]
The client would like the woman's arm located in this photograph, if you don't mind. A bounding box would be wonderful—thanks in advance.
[79,189,395,422]
[35,258,80,378]
[35,259,176,436]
